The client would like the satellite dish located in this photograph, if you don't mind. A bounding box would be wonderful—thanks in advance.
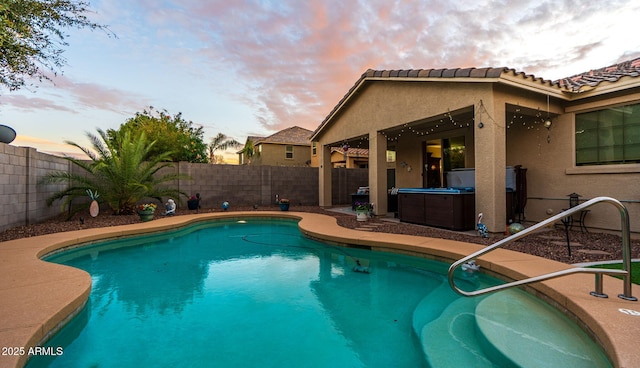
[0,125,16,144]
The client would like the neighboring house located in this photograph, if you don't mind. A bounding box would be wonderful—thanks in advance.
[238,135,264,165]
[330,147,369,168]
[311,58,640,234]
[238,126,313,166]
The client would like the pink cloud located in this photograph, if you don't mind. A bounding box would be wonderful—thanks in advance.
[0,94,76,113]
[1,74,147,116]
[49,75,146,114]
[133,0,635,133]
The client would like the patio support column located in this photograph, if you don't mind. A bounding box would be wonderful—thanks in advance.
[474,101,506,233]
[369,131,387,215]
[318,144,333,207]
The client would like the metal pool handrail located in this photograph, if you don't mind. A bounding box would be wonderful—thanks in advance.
[448,196,637,301]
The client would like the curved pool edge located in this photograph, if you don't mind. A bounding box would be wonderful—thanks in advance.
[0,211,637,367]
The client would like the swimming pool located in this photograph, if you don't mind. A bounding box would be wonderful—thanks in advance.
[28,218,611,367]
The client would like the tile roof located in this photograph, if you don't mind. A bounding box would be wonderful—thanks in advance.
[361,57,640,92]
[245,135,265,144]
[257,126,313,145]
[362,66,557,86]
[331,147,369,157]
[556,57,640,91]
[312,57,640,139]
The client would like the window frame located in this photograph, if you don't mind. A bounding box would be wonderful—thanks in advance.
[285,145,294,159]
[575,102,640,167]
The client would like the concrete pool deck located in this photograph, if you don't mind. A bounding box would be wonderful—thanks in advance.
[0,211,638,367]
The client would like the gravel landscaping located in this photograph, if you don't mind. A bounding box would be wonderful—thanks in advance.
[1,205,638,265]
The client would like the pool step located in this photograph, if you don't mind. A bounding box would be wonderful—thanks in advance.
[411,280,458,334]
[419,296,498,367]
[475,289,611,368]
[411,274,487,339]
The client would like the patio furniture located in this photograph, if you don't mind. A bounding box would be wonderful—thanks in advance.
[560,193,590,257]
[562,193,590,233]
[513,165,527,222]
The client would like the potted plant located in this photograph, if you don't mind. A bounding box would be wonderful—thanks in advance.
[279,198,290,211]
[187,193,201,210]
[137,203,157,222]
[354,202,371,221]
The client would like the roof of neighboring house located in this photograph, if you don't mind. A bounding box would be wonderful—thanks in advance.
[246,135,264,143]
[311,57,640,140]
[331,147,369,157]
[257,126,313,146]
[237,135,264,154]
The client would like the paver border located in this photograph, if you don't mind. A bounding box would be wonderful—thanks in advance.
[1,211,637,367]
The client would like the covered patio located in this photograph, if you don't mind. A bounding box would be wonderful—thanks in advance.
[311,68,563,233]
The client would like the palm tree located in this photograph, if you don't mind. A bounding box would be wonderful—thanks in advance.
[40,129,190,216]
[239,139,260,165]
[208,133,241,163]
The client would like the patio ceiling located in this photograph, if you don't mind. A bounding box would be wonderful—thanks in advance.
[328,102,557,151]
[505,103,559,131]
[380,105,475,143]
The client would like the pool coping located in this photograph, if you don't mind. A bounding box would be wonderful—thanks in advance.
[0,211,637,367]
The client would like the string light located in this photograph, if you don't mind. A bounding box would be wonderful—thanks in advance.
[379,109,474,142]
[368,100,551,143]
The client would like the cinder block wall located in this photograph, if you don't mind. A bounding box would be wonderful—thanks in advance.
[175,163,328,209]
[331,167,369,204]
[0,144,69,232]
[0,146,369,231]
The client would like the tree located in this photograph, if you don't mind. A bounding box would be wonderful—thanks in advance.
[208,132,241,163]
[0,0,111,91]
[239,139,260,165]
[40,128,190,216]
[108,107,208,163]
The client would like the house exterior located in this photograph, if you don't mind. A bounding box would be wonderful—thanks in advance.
[330,147,370,168]
[238,126,313,166]
[311,58,640,235]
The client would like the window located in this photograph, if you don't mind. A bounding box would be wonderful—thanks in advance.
[386,150,396,162]
[575,103,640,166]
[312,142,317,156]
[443,136,465,170]
[285,145,293,159]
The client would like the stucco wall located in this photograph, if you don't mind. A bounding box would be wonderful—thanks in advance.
[253,143,311,166]
[314,79,639,234]
[317,81,491,146]
[506,92,640,233]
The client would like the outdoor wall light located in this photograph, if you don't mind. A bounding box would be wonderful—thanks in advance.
[544,118,552,143]
[477,122,484,128]
[544,94,552,142]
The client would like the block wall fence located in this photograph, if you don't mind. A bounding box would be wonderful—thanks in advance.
[0,143,368,232]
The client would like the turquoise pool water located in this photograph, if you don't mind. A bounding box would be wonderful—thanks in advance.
[29,219,611,367]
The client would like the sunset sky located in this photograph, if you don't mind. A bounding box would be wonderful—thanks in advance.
[2,0,639,162]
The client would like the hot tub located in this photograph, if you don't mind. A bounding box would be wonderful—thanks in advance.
[397,188,475,230]
[397,187,474,194]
